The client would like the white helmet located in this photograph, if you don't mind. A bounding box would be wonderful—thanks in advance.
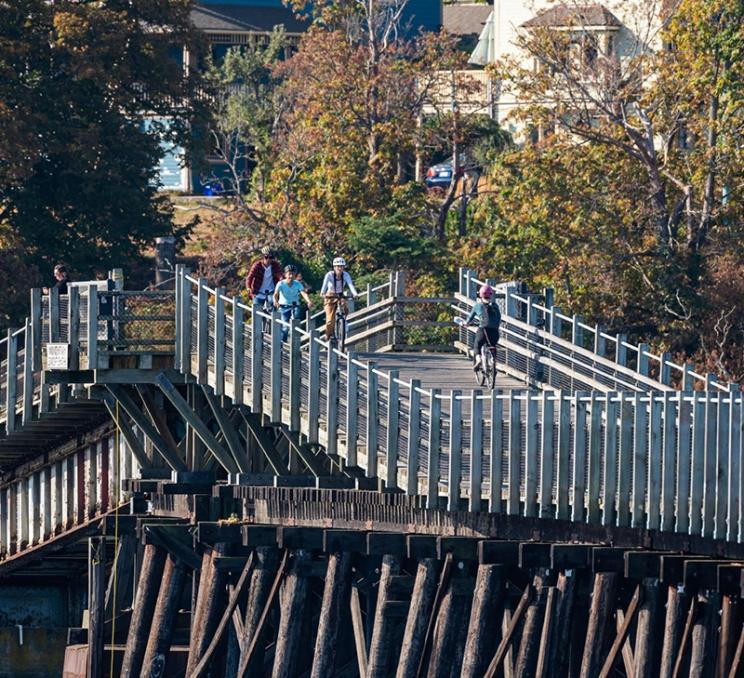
[333,257,346,267]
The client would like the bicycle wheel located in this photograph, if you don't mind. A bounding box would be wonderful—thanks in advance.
[335,311,346,352]
[488,350,497,390]
[476,349,487,387]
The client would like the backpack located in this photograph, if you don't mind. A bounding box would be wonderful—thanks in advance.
[483,301,501,329]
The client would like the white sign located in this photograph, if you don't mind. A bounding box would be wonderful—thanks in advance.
[46,343,69,370]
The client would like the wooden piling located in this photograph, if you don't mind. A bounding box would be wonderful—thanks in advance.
[140,554,188,677]
[580,572,618,678]
[426,571,473,678]
[105,532,137,621]
[396,559,438,678]
[461,564,506,678]
[272,550,311,678]
[186,543,229,675]
[239,547,279,673]
[719,595,739,678]
[515,569,550,677]
[120,544,166,678]
[634,577,661,677]
[367,554,401,678]
[544,571,578,677]
[87,537,105,678]
[311,552,352,678]
[660,586,689,678]
[689,592,720,678]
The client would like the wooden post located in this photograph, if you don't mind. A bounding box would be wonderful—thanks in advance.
[617,392,633,527]
[690,391,705,536]
[345,353,359,466]
[469,390,483,511]
[288,319,301,433]
[86,283,98,370]
[603,392,618,526]
[572,315,584,348]
[214,288,226,396]
[105,532,137,622]
[68,285,80,371]
[307,334,320,445]
[366,364,378,477]
[550,306,562,337]
[232,297,244,405]
[461,564,505,678]
[489,393,504,514]
[718,594,738,678]
[703,388,718,538]
[5,329,17,433]
[238,547,279,673]
[367,554,401,678]
[448,391,463,511]
[427,571,473,678]
[632,391,648,528]
[49,287,60,341]
[187,543,229,675]
[270,310,282,423]
[728,385,741,543]
[427,389,441,508]
[587,392,602,524]
[406,380,422,496]
[689,592,720,676]
[524,392,539,517]
[594,325,606,356]
[579,573,618,678]
[326,344,339,458]
[661,392,677,532]
[196,278,208,384]
[538,391,555,518]
[250,304,263,413]
[545,571,578,678]
[140,554,188,677]
[311,552,352,678]
[30,288,42,371]
[660,351,672,385]
[87,537,106,678]
[634,577,660,676]
[715,386,732,541]
[22,320,33,426]
[385,371,400,488]
[120,544,167,677]
[272,550,311,678]
[659,586,688,678]
[397,558,438,678]
[515,570,549,677]
[615,334,627,366]
[572,393,588,522]
[555,394,570,520]
[638,343,650,376]
[648,392,663,531]
[507,392,521,515]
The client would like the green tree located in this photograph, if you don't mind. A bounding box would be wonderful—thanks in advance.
[0,0,209,289]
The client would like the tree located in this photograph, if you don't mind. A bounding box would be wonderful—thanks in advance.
[0,0,209,288]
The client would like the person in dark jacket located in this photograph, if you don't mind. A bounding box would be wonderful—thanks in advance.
[245,246,282,309]
[44,263,71,295]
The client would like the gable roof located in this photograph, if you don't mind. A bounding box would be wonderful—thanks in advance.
[522,3,622,29]
[443,3,492,37]
[191,3,310,35]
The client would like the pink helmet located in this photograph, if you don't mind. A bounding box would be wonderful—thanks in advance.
[479,284,494,299]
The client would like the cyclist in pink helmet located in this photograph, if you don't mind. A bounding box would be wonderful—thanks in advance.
[464,284,501,372]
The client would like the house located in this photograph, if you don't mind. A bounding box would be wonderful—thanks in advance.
[157,0,444,192]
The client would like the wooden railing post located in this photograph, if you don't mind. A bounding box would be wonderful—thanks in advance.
[49,287,60,342]
[232,297,244,405]
[447,390,462,511]
[637,344,649,377]
[550,306,562,337]
[594,325,605,357]
[586,392,601,523]
[307,333,320,445]
[325,344,339,459]
[729,385,741,543]
[603,392,618,526]
[270,311,282,423]
[365,364,378,478]
[68,286,80,371]
[617,392,633,528]
[406,379,421,496]
[507,392,521,515]
[196,278,208,384]
[525,391,539,518]
[539,390,555,519]
[556,392,571,520]
[6,329,18,433]
[22,320,33,425]
[385,371,400,488]
[346,353,359,466]
[571,315,584,349]
[676,392,692,535]
[250,304,263,414]
[469,390,483,511]
[178,267,192,374]
[288,319,301,433]
[214,288,226,396]
[0,488,6,555]
[30,288,42,371]
[661,391,677,533]
[427,389,441,509]
[615,334,627,367]
[659,352,671,386]
[571,392,588,523]
[489,393,503,514]
[86,283,98,371]
[648,392,663,532]
[682,363,695,391]
[174,264,182,368]
[715,387,731,540]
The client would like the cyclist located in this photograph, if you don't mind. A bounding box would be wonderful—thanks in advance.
[246,246,282,310]
[273,265,313,341]
[321,257,358,341]
[465,284,501,372]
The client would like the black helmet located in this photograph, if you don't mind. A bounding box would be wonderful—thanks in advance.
[261,246,275,258]
[284,264,298,274]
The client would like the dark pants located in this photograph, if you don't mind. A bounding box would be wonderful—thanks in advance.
[279,304,301,341]
[474,327,500,363]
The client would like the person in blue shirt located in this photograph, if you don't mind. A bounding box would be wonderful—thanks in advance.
[273,265,313,341]
[465,284,501,371]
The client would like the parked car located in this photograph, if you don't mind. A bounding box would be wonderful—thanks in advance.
[424,156,478,189]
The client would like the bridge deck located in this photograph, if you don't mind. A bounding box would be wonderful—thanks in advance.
[360,351,524,392]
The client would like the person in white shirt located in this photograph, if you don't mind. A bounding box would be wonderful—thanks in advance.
[320,257,358,340]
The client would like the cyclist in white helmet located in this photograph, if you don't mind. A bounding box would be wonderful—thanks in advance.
[321,256,358,340]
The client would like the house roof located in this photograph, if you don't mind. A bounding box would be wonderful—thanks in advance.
[191,3,310,35]
[443,4,492,36]
[522,3,622,29]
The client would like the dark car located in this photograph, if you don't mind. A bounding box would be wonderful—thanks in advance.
[424,155,479,189]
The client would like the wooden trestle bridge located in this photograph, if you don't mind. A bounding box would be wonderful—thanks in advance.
[0,267,743,677]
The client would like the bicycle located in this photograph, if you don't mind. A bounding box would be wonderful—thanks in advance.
[455,317,499,390]
[326,293,353,352]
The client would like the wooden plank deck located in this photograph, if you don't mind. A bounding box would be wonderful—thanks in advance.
[358,352,525,392]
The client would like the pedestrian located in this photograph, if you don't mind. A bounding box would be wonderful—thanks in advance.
[320,257,358,341]
[273,265,313,341]
[245,246,282,311]
[95,269,115,344]
[44,263,71,295]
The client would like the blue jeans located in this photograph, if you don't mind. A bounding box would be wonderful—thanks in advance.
[279,304,301,341]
